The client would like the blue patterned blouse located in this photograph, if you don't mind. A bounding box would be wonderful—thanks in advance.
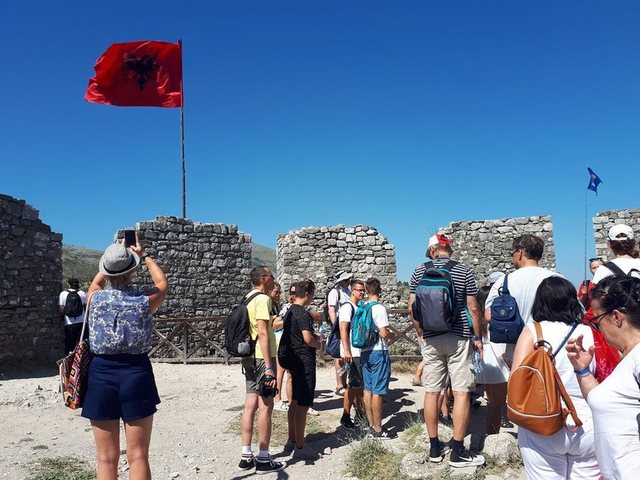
[89,287,153,355]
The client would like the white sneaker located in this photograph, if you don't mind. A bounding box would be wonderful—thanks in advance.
[274,400,289,412]
[292,445,322,461]
[307,407,320,416]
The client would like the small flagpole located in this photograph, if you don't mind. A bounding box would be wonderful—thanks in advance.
[583,182,588,282]
[179,38,187,218]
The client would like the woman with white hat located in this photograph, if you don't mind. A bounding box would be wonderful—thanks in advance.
[82,235,169,480]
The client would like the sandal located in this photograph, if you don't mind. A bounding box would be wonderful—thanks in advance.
[335,386,347,396]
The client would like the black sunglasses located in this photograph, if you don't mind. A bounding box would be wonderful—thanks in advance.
[589,310,612,331]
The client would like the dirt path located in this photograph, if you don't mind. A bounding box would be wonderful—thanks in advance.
[0,362,521,480]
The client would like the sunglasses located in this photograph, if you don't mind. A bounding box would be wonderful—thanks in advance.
[589,310,612,331]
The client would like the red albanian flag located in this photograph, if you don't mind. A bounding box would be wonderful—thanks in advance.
[85,40,182,107]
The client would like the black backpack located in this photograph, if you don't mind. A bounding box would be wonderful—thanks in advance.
[64,290,84,317]
[489,274,525,344]
[604,261,640,280]
[323,287,339,324]
[413,260,457,333]
[326,303,354,358]
[225,292,265,357]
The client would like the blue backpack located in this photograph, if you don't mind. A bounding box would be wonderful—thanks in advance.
[326,303,354,358]
[413,260,457,333]
[351,301,379,349]
[489,274,524,344]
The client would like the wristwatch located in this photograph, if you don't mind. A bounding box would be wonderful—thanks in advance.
[473,335,482,341]
[141,254,151,261]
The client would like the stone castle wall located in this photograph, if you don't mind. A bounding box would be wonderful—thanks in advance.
[593,209,640,260]
[440,215,556,287]
[276,225,399,308]
[0,194,63,367]
[121,216,252,318]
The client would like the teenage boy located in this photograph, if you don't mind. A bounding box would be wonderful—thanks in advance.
[238,266,285,474]
[283,280,323,461]
[361,278,396,438]
[339,278,366,428]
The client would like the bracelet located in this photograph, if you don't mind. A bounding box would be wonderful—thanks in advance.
[141,254,151,261]
[472,335,482,341]
[574,367,591,377]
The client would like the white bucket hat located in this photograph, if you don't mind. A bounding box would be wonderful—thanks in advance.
[99,243,141,277]
[334,270,353,284]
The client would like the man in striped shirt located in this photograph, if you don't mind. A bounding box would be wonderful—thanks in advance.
[409,233,485,468]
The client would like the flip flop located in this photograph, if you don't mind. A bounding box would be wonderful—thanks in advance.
[335,386,346,396]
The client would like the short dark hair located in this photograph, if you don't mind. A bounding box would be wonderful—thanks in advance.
[531,276,582,325]
[250,266,271,287]
[67,278,79,289]
[365,278,381,296]
[591,276,640,329]
[294,279,316,298]
[513,234,544,261]
[350,279,364,290]
[609,238,639,258]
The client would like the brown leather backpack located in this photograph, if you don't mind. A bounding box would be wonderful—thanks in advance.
[507,322,583,436]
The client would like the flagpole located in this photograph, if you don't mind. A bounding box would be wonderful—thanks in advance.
[179,39,186,218]
[584,186,588,282]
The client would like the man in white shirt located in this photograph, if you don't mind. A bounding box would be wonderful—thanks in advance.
[58,278,87,353]
[592,224,640,284]
[485,234,559,326]
[360,277,396,439]
[339,278,365,429]
[327,270,352,395]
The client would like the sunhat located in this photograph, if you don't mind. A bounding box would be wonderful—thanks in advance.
[608,224,634,241]
[99,243,141,277]
[334,270,353,284]
[487,271,505,285]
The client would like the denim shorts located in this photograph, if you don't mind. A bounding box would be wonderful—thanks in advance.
[361,350,391,395]
[81,353,160,421]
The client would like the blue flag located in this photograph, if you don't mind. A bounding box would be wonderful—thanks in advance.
[587,167,602,195]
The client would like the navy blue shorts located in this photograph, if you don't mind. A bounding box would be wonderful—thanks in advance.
[82,353,160,421]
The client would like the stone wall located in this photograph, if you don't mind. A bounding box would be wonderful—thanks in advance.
[120,216,252,318]
[440,215,556,286]
[0,194,63,367]
[593,209,640,260]
[276,225,399,307]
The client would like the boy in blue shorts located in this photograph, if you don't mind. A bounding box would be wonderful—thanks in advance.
[360,278,396,439]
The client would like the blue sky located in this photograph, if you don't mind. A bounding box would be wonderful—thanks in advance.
[2,1,639,284]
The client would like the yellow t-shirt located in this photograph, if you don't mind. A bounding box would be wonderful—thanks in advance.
[246,289,275,359]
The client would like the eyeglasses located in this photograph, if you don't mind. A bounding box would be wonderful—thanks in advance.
[511,248,522,256]
[589,310,612,331]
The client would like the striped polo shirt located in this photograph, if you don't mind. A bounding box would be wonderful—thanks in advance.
[409,256,478,339]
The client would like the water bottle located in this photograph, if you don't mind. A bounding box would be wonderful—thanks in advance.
[337,362,351,376]
[472,350,484,375]
[319,323,329,340]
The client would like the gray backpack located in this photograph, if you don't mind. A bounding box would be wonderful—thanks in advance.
[413,260,457,333]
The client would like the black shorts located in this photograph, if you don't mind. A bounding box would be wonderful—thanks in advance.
[289,357,316,407]
[348,357,363,389]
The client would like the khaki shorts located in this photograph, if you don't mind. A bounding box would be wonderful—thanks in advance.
[421,334,475,393]
[242,358,271,394]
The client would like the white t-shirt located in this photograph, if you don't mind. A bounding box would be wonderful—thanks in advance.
[338,301,359,357]
[592,258,640,284]
[58,289,87,325]
[360,302,390,352]
[328,286,350,311]
[524,321,595,424]
[587,343,640,479]
[485,266,559,324]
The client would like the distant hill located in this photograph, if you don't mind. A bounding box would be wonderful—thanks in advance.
[252,243,276,272]
[62,243,277,288]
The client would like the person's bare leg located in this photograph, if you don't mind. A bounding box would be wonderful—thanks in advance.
[257,395,274,451]
[285,371,292,404]
[363,389,373,426]
[414,362,424,384]
[335,359,346,390]
[287,399,297,443]
[275,361,285,403]
[423,392,440,439]
[451,391,471,441]
[343,387,353,416]
[294,405,309,448]
[241,393,258,447]
[123,415,153,480]
[485,383,507,435]
[91,419,120,480]
[371,394,384,432]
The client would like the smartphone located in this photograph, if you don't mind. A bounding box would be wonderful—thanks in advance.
[124,230,136,248]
